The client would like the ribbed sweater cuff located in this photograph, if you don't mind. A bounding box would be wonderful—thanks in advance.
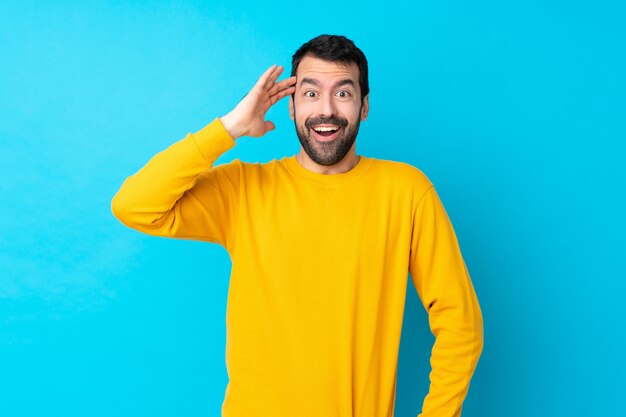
[190,117,236,164]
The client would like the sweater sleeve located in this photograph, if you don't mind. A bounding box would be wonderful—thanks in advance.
[111,118,240,250]
[409,185,484,417]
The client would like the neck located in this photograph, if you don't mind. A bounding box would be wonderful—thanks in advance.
[295,148,361,174]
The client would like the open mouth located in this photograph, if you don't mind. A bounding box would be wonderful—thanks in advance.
[311,125,341,141]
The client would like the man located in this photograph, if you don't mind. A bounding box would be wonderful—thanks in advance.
[112,35,484,417]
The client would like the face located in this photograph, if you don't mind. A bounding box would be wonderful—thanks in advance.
[289,55,369,166]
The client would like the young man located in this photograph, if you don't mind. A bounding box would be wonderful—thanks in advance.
[112,35,484,417]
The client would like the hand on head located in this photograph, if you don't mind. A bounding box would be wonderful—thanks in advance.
[220,65,296,140]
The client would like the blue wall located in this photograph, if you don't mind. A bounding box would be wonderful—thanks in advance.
[1,1,624,416]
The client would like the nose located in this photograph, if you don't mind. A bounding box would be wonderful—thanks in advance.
[317,93,337,117]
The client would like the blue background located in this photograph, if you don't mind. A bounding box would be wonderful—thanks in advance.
[1,1,624,416]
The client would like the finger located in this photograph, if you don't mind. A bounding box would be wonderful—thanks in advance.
[263,65,285,90]
[254,64,278,89]
[270,86,296,105]
[267,75,297,96]
[264,120,275,132]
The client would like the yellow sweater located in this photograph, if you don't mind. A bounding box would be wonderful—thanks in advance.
[111,118,484,417]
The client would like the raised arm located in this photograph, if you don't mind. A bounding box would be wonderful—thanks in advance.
[409,186,484,417]
[111,65,296,250]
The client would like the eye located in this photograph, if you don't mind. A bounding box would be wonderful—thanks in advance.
[304,90,317,98]
[336,90,351,98]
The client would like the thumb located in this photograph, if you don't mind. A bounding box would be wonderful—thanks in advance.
[264,120,275,132]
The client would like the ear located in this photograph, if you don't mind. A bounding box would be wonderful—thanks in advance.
[289,96,294,120]
[360,93,369,121]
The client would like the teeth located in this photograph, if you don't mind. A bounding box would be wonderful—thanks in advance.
[314,126,339,132]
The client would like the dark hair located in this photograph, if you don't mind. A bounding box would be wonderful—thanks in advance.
[291,34,369,102]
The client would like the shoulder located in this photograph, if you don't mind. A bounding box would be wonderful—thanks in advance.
[212,158,284,184]
[368,157,434,192]
[237,158,281,175]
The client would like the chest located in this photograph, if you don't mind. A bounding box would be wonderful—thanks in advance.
[234,177,414,269]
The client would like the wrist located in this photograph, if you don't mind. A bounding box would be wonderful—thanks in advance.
[219,113,245,140]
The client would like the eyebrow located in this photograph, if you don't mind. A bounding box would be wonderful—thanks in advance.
[299,78,356,89]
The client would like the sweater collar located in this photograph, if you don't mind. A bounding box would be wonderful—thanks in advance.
[283,154,373,186]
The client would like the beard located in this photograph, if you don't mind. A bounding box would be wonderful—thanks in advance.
[294,110,361,166]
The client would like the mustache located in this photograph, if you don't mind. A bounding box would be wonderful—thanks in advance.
[305,116,348,129]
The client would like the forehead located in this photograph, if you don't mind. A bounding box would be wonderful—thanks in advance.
[296,55,359,86]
